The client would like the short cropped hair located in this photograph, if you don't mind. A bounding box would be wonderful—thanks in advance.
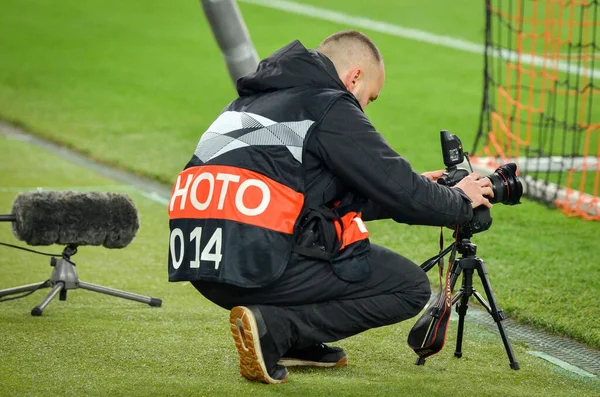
[317,30,382,63]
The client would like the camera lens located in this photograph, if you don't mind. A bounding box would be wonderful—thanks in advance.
[486,163,523,205]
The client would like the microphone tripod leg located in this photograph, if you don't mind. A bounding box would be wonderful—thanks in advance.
[78,281,162,307]
[0,281,51,297]
[31,281,64,316]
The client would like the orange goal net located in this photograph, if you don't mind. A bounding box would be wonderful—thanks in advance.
[474,0,600,220]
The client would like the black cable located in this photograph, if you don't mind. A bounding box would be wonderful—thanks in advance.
[465,152,474,173]
[0,242,63,302]
[0,281,50,302]
[0,241,60,257]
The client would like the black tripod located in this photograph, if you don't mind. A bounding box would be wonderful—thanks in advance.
[0,245,162,316]
[420,235,520,370]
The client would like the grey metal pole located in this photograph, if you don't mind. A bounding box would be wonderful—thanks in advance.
[200,0,260,86]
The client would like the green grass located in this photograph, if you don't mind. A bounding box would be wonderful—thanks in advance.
[0,0,488,184]
[0,0,599,392]
[1,135,599,396]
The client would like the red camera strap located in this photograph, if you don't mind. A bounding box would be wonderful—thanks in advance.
[407,227,457,359]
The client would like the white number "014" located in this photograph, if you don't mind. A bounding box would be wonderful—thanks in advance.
[170,227,223,270]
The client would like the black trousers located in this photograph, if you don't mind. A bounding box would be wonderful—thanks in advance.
[192,244,431,358]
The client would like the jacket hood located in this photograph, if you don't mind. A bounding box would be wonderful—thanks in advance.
[236,40,347,97]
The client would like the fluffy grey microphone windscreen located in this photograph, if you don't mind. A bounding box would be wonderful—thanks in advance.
[11,191,140,248]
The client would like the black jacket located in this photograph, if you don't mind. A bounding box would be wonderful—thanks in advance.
[168,40,473,287]
[238,41,473,227]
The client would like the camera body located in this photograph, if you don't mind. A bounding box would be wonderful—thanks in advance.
[436,130,523,235]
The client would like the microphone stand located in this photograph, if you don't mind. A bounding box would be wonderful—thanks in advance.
[0,244,162,316]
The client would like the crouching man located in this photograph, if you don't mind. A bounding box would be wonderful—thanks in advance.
[167,30,492,384]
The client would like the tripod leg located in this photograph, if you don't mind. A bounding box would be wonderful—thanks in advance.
[31,282,64,316]
[472,291,492,313]
[78,281,162,307]
[451,291,463,305]
[0,281,51,297]
[454,269,473,359]
[475,263,520,370]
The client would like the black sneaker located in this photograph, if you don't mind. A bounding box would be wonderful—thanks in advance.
[278,343,348,367]
[229,306,288,384]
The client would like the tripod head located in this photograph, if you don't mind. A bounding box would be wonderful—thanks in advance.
[420,231,481,273]
[455,238,477,257]
[420,206,494,274]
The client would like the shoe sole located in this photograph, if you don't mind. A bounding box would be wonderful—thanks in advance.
[230,306,288,384]
[278,356,348,367]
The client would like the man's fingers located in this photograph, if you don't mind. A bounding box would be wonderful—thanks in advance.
[478,177,492,188]
[422,169,445,181]
[454,173,495,209]
[482,186,494,197]
[482,198,493,208]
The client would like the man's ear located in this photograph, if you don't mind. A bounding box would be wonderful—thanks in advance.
[344,67,363,90]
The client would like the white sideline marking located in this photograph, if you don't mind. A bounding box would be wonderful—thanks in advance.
[527,351,597,378]
[0,186,169,206]
[0,186,130,193]
[239,0,600,79]
[141,191,170,206]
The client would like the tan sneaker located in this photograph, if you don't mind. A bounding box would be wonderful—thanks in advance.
[229,306,288,384]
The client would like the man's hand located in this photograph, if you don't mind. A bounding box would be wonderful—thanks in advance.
[454,172,494,209]
[421,170,445,182]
